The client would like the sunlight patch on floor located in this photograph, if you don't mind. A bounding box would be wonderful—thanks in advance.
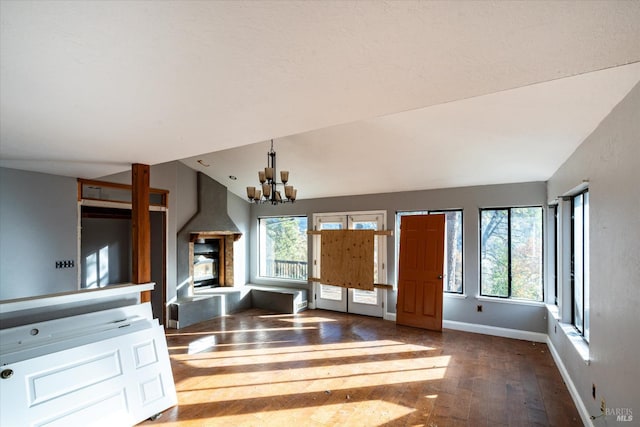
[262,400,416,426]
[276,316,338,324]
[168,339,295,353]
[186,335,217,354]
[166,326,318,338]
[154,400,416,427]
[171,339,437,360]
[180,341,442,367]
[175,355,450,402]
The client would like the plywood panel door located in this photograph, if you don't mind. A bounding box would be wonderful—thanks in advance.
[397,214,445,331]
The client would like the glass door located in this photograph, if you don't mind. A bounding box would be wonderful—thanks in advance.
[312,212,386,317]
[313,215,348,312]
[347,214,385,317]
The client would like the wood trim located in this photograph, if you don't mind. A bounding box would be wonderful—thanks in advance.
[132,164,151,303]
[77,179,82,201]
[188,241,195,295]
[307,278,392,289]
[307,230,392,236]
[159,211,168,326]
[78,178,169,195]
[219,238,226,286]
[77,178,169,207]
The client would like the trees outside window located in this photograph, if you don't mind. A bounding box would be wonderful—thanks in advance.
[259,216,308,280]
[480,207,543,301]
[397,210,463,293]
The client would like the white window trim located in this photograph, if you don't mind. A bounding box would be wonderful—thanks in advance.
[476,295,545,307]
[548,305,590,364]
[445,293,468,300]
[550,181,590,357]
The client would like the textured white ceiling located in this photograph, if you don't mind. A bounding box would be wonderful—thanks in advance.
[182,63,640,200]
[1,1,640,198]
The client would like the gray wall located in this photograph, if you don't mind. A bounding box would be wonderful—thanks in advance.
[0,160,250,309]
[228,186,251,287]
[80,217,131,287]
[250,180,549,333]
[547,82,640,417]
[0,168,78,299]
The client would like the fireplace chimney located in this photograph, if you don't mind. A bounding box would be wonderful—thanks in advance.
[177,173,242,297]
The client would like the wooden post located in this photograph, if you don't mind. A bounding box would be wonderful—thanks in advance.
[132,163,151,303]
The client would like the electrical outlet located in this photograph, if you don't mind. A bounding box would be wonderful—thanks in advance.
[601,398,606,413]
[476,304,483,312]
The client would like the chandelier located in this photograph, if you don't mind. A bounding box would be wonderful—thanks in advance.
[246,139,297,204]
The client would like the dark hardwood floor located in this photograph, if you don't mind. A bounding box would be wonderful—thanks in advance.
[142,308,582,426]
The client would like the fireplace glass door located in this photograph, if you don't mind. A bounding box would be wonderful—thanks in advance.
[193,240,220,288]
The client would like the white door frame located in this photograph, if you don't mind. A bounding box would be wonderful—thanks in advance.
[312,211,387,317]
[312,214,348,312]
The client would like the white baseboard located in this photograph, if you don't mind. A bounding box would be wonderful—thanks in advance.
[442,320,547,343]
[546,337,593,427]
[383,312,396,321]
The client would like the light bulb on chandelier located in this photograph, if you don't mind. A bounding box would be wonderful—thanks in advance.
[246,139,297,204]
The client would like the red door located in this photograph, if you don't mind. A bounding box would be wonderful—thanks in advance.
[397,214,445,331]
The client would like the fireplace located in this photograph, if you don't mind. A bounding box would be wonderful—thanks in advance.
[189,232,240,289]
[177,173,243,299]
[192,239,219,288]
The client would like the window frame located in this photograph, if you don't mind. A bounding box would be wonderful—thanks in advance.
[396,209,464,294]
[479,206,544,301]
[257,215,309,282]
[554,205,559,305]
[571,190,589,341]
[548,204,559,306]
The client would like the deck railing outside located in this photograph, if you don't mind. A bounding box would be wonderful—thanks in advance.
[265,260,307,280]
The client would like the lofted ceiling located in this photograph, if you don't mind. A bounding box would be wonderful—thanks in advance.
[1,1,639,200]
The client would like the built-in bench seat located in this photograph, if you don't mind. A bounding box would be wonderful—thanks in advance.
[168,284,307,329]
[245,284,308,314]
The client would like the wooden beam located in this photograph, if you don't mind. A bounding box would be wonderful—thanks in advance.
[307,278,393,289]
[307,230,393,236]
[132,164,151,303]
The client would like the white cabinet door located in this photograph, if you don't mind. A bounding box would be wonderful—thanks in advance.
[0,321,176,427]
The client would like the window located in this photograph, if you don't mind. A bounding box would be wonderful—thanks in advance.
[396,210,463,293]
[258,216,308,280]
[480,207,543,301]
[550,204,558,305]
[572,191,589,341]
